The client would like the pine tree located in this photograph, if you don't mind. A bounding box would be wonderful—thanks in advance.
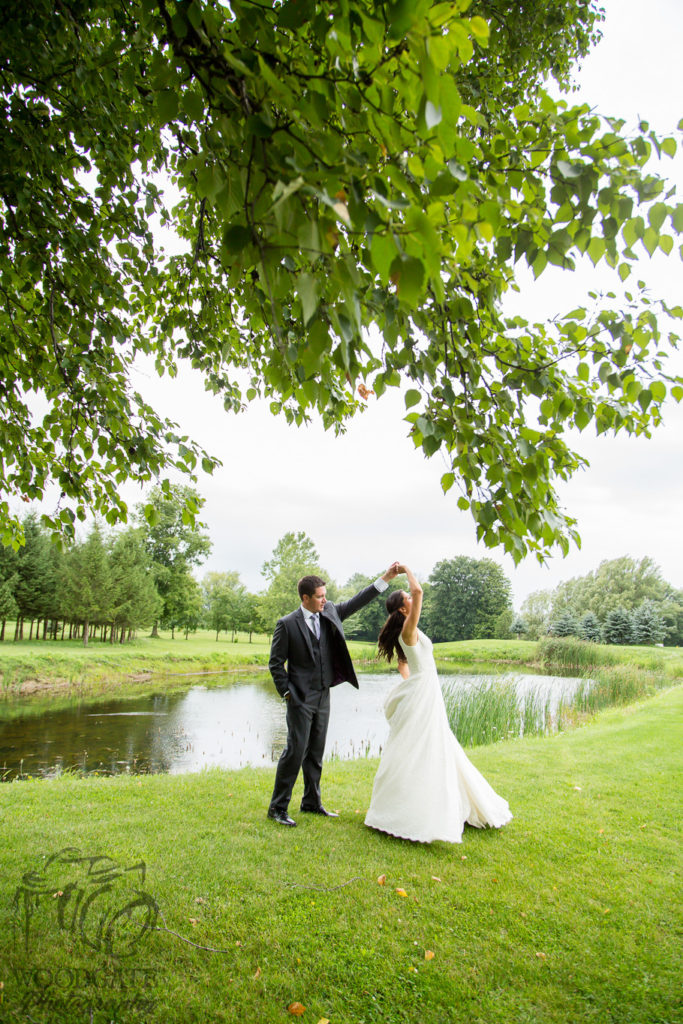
[602,607,634,646]
[632,600,665,646]
[551,610,579,638]
[579,611,603,643]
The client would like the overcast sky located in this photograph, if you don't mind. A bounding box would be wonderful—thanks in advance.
[38,0,683,609]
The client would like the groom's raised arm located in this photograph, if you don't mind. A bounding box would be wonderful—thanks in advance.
[334,562,401,622]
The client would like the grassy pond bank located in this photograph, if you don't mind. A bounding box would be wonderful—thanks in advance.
[0,685,680,1023]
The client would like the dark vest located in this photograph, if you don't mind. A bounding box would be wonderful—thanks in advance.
[309,617,335,690]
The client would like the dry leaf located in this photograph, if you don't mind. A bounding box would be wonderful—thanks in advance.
[520,912,527,918]
[52,890,64,899]
[288,1002,306,1016]
[317,1019,330,1024]
[424,950,435,961]
[253,966,261,980]
[189,918,198,927]
[377,874,386,886]
[396,888,408,897]
[431,875,442,882]
[536,952,547,960]
[358,383,374,400]
[573,786,582,792]
[461,855,467,861]
[195,897,206,904]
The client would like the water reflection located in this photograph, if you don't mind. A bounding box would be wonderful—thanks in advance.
[0,670,584,781]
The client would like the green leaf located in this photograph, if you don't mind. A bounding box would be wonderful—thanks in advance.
[222,224,252,253]
[296,273,319,326]
[156,89,178,123]
[389,255,425,306]
[405,389,421,409]
[371,232,398,285]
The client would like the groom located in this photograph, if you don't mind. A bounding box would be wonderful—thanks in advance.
[267,562,400,826]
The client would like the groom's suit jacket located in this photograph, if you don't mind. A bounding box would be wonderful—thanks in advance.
[269,584,381,707]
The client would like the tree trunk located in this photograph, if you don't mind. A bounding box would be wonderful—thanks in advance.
[150,620,159,638]
[0,619,5,642]
[28,620,34,641]
[83,619,89,647]
[120,626,126,644]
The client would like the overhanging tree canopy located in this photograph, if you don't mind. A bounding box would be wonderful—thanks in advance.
[2,0,682,560]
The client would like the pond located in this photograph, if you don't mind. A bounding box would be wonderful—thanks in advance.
[0,668,585,781]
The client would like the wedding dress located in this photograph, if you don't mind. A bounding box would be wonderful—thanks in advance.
[365,630,512,843]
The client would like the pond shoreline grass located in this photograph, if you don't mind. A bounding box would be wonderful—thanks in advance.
[1,686,680,1023]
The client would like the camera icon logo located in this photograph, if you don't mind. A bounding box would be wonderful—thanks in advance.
[13,847,159,958]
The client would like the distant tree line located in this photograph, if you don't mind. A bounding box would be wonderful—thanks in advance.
[2,507,679,650]
[517,557,683,646]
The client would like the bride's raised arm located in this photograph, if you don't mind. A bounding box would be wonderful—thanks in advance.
[399,566,423,647]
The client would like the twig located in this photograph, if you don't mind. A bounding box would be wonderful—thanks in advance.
[286,876,363,892]
[154,907,233,954]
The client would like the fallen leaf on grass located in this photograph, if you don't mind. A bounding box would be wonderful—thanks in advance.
[188,918,198,927]
[431,875,441,882]
[288,1002,306,1016]
[253,966,262,980]
[461,855,467,861]
[317,1019,330,1024]
[536,952,547,960]
[396,888,408,897]
[377,874,386,886]
[194,897,206,904]
[424,950,435,961]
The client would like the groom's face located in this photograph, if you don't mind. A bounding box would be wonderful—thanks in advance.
[302,586,327,613]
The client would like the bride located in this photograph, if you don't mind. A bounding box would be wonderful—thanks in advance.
[365,566,512,844]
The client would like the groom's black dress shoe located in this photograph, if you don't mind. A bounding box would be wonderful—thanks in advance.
[300,805,339,817]
[267,809,297,826]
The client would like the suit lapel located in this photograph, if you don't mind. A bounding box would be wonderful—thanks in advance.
[295,607,314,658]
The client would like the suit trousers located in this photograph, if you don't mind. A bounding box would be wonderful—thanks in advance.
[269,688,330,813]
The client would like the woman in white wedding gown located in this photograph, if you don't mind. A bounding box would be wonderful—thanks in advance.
[365,566,512,844]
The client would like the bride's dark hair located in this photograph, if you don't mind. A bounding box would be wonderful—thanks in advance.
[377,590,407,664]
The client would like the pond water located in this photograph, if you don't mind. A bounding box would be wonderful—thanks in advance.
[0,669,584,781]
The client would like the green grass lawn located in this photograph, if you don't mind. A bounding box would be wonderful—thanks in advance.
[1,687,680,1023]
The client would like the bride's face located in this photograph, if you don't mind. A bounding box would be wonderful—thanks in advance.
[400,591,411,616]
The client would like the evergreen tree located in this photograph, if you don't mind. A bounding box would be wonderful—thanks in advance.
[579,611,603,643]
[632,600,665,646]
[0,542,19,641]
[109,529,159,641]
[511,617,527,638]
[551,610,579,637]
[62,523,112,646]
[14,514,51,639]
[602,607,634,646]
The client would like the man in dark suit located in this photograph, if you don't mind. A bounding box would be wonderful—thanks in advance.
[267,563,400,826]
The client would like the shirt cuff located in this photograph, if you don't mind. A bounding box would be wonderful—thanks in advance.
[374,577,389,593]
